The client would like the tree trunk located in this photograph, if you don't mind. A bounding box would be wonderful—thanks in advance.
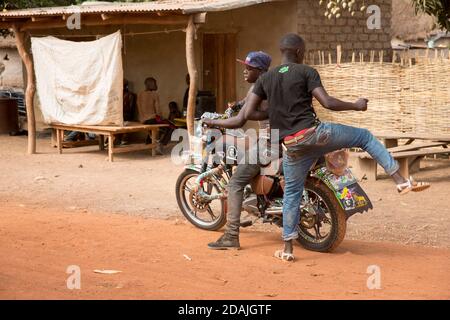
[185,15,197,140]
[13,25,36,155]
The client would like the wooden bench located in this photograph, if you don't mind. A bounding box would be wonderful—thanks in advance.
[349,141,450,180]
[50,122,169,162]
[372,132,450,149]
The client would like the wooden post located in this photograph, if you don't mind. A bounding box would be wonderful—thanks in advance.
[398,158,409,178]
[185,15,198,139]
[99,135,105,151]
[336,45,342,65]
[56,129,62,154]
[108,133,114,162]
[13,25,36,154]
[151,128,158,157]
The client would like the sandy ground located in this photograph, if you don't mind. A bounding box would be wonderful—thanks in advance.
[1,204,449,300]
[1,134,450,299]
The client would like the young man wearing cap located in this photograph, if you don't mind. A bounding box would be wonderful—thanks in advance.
[204,51,273,250]
[237,33,430,261]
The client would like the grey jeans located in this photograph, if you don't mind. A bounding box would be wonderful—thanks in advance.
[225,163,261,237]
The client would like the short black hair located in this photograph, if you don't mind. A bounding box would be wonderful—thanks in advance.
[279,33,305,51]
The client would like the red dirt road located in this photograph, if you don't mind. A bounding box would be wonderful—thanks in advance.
[1,203,449,300]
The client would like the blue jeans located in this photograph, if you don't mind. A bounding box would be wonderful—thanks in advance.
[282,122,399,241]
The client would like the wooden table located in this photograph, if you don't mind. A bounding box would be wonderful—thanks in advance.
[372,132,450,148]
[50,122,169,162]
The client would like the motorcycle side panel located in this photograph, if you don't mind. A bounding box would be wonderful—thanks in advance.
[313,167,373,218]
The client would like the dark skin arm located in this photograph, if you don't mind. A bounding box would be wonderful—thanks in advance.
[242,86,368,120]
[208,85,368,128]
[312,87,368,111]
[203,100,269,129]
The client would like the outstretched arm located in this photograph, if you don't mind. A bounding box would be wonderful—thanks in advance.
[203,101,268,129]
[203,86,268,129]
[207,106,247,129]
[312,87,368,112]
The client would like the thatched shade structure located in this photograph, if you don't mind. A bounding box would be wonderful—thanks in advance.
[0,0,273,154]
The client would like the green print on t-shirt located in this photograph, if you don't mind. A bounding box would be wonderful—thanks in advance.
[279,66,289,74]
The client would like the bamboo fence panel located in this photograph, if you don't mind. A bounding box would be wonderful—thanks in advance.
[308,48,450,136]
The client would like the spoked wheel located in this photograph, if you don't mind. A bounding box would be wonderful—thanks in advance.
[175,169,226,231]
[296,180,347,252]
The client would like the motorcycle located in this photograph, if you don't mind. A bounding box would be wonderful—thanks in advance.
[175,111,373,252]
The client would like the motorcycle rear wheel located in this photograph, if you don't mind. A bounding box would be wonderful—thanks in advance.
[175,169,227,231]
[296,179,347,252]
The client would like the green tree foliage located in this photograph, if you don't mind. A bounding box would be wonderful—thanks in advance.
[411,0,450,32]
[319,0,449,32]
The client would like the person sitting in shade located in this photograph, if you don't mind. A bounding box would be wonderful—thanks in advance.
[137,77,175,154]
[137,77,161,126]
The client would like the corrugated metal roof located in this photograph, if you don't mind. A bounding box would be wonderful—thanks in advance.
[0,0,276,18]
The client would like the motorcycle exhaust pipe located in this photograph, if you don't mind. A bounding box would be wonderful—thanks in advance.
[265,208,283,215]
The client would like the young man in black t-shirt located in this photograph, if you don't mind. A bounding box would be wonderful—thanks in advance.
[242,33,430,262]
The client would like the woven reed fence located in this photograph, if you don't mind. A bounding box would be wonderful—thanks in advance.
[306,47,450,136]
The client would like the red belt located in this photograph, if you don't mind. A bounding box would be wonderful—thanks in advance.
[283,126,317,146]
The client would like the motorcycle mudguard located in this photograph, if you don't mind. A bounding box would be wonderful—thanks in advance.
[185,164,203,173]
[313,167,373,218]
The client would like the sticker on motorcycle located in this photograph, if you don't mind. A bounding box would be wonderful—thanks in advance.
[314,167,373,217]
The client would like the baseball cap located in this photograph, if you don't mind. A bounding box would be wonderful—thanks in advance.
[237,51,272,71]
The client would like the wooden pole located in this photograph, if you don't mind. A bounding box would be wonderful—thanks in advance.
[185,15,197,139]
[12,25,36,154]
[336,45,342,65]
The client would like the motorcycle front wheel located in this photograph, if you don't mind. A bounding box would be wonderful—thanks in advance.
[296,179,347,252]
[175,169,227,231]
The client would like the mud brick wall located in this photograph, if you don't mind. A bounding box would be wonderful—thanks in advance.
[297,0,393,62]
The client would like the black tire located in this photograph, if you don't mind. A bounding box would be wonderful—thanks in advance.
[296,179,347,252]
[175,169,227,231]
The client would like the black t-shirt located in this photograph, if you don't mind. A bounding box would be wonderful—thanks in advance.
[253,63,323,139]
